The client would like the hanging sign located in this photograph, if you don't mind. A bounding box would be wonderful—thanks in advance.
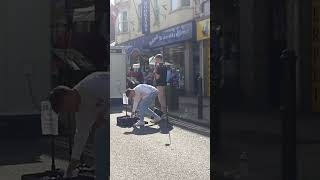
[41,101,59,135]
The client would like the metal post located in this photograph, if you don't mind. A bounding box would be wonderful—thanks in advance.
[198,77,203,119]
[68,114,73,162]
[51,135,56,172]
[126,104,128,116]
[280,49,297,180]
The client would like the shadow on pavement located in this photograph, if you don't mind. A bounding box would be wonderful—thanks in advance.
[124,126,160,135]
[0,137,45,166]
[123,120,174,136]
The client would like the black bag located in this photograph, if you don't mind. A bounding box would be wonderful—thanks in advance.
[116,116,139,127]
[21,169,64,180]
[64,176,95,180]
[21,170,94,180]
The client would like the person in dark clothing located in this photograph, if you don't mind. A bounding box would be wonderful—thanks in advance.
[154,54,167,117]
[144,68,154,85]
[136,69,144,84]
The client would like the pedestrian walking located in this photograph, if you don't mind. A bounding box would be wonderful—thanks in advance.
[125,84,162,126]
[48,72,109,179]
[154,54,167,117]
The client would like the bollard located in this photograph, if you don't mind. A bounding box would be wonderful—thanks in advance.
[51,135,56,172]
[198,77,203,119]
[240,152,249,179]
[280,49,297,180]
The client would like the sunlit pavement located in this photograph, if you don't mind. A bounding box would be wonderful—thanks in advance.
[110,111,210,180]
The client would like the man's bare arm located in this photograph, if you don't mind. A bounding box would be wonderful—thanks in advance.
[95,98,106,128]
[155,73,160,80]
[95,110,105,128]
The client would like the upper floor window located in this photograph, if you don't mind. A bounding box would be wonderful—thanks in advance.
[154,0,160,26]
[118,11,128,33]
[138,3,142,32]
[202,0,210,16]
[171,0,191,11]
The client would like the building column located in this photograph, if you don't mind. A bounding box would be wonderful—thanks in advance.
[200,40,205,95]
[286,0,301,110]
[184,41,193,95]
[300,0,312,112]
[239,0,255,101]
[239,0,271,108]
[203,40,210,96]
[253,0,271,108]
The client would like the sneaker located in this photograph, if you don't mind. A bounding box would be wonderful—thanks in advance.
[151,117,162,124]
[133,121,145,127]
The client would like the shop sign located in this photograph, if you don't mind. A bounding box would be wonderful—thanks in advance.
[110,49,123,54]
[148,21,194,48]
[121,36,150,55]
[141,0,150,34]
[197,18,210,41]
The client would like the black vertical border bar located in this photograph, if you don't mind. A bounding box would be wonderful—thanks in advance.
[106,0,110,177]
[210,0,216,178]
[97,0,110,178]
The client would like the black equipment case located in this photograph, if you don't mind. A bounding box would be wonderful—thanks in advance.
[116,116,139,127]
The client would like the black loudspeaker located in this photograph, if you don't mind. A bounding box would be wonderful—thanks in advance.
[116,116,139,127]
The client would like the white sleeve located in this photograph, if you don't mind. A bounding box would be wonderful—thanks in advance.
[71,111,95,160]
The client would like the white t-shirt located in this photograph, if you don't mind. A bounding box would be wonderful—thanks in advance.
[132,84,158,113]
[71,72,109,160]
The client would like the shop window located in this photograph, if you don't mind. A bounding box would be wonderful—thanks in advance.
[164,45,185,90]
[171,0,190,12]
[118,11,128,33]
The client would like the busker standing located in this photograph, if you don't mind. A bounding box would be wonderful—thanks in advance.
[154,54,167,118]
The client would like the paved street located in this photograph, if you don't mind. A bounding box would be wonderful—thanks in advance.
[0,137,69,180]
[110,110,210,180]
[0,109,210,180]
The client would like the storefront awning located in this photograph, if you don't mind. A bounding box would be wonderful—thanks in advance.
[73,6,95,22]
[52,48,96,70]
[119,21,195,55]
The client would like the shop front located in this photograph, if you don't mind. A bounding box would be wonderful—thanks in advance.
[147,20,196,95]
[196,18,210,96]
[119,20,196,95]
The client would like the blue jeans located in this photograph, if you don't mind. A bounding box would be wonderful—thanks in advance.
[94,124,107,180]
[137,91,161,122]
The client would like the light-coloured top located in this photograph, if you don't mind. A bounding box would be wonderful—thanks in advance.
[132,84,158,113]
[71,72,109,160]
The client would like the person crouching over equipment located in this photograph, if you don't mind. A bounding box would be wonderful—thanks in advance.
[48,72,109,179]
[125,84,163,127]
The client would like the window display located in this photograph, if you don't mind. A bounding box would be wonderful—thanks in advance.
[163,44,185,90]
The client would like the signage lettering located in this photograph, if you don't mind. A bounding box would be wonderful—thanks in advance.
[148,21,193,48]
[142,0,150,34]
